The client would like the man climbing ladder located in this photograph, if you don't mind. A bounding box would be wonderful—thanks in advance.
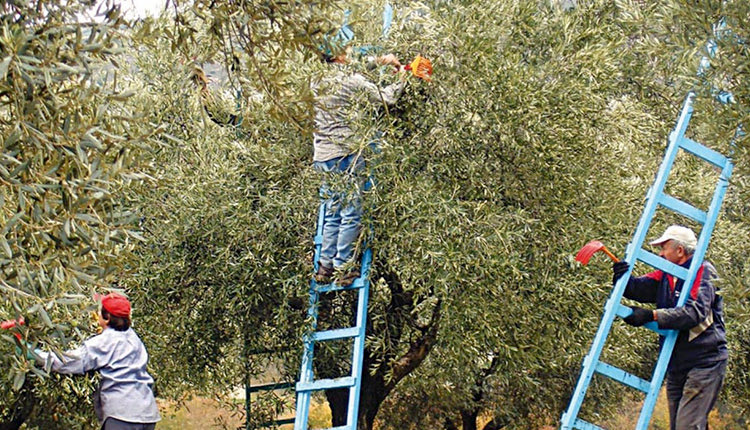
[560,92,734,430]
[614,225,728,429]
[312,41,405,286]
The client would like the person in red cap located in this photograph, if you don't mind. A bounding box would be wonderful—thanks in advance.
[33,292,160,430]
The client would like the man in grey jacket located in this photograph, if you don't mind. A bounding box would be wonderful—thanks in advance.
[313,46,405,285]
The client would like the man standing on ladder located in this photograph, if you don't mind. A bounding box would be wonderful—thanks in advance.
[312,35,405,286]
[612,225,728,430]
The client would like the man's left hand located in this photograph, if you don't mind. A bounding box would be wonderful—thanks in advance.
[623,306,653,327]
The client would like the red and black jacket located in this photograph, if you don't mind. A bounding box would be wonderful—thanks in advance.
[624,258,727,373]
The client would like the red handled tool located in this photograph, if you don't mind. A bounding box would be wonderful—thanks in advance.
[575,240,620,265]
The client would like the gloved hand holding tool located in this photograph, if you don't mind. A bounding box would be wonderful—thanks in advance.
[1,316,36,360]
[612,260,629,285]
[576,240,649,326]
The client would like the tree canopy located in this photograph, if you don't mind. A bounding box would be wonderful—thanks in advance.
[1,0,749,429]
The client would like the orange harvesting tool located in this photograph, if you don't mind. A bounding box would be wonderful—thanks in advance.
[405,55,432,81]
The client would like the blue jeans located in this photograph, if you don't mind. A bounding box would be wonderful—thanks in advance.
[666,359,727,430]
[313,154,365,269]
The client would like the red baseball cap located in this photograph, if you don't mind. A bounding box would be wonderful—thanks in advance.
[95,292,131,318]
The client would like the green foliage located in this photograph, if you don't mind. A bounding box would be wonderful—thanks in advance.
[0,1,155,427]
[2,0,749,428]
[140,0,750,427]
[120,15,315,402]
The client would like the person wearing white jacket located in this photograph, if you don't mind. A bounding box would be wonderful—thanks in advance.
[35,293,160,430]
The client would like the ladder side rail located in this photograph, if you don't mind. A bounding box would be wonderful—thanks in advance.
[635,252,704,430]
[635,156,733,430]
[295,202,328,430]
[313,202,327,271]
[623,94,694,267]
[561,94,693,430]
[345,248,373,428]
[560,265,635,428]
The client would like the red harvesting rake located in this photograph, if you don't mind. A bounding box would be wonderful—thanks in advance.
[575,240,620,265]
[1,316,25,340]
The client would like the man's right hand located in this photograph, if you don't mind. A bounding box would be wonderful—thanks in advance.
[612,261,629,284]
[377,54,401,68]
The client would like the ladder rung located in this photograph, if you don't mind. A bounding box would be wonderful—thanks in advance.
[260,417,295,427]
[635,249,689,280]
[296,376,356,392]
[315,278,365,293]
[312,326,360,342]
[325,427,349,430]
[248,381,294,393]
[678,136,728,168]
[642,320,672,336]
[572,418,606,430]
[594,361,650,393]
[657,193,707,224]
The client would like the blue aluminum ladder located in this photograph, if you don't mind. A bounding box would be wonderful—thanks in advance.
[293,201,373,430]
[559,92,734,430]
[293,4,393,427]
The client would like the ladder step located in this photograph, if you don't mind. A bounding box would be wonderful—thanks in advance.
[616,305,672,336]
[657,193,707,224]
[594,361,651,393]
[260,417,295,427]
[315,277,366,293]
[634,249,689,280]
[296,376,356,392]
[572,418,606,430]
[312,326,360,342]
[248,381,294,393]
[678,136,728,168]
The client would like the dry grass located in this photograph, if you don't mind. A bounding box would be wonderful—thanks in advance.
[155,390,746,429]
[601,388,749,430]
[156,396,331,429]
[156,398,243,430]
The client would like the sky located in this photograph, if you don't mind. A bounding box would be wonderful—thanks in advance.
[80,0,169,21]
[120,0,169,19]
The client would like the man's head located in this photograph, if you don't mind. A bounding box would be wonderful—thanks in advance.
[95,292,132,331]
[320,21,354,63]
[649,225,697,265]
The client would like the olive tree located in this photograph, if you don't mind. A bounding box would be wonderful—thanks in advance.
[0,1,156,428]
[131,0,750,428]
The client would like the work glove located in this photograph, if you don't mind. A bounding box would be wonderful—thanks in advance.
[623,306,653,327]
[612,261,629,285]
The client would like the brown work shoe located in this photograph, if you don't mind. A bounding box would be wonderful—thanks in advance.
[314,264,334,283]
[336,268,360,287]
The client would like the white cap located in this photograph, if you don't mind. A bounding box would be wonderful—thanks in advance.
[649,225,697,249]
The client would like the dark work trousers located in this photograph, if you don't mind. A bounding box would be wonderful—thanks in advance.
[666,359,727,430]
[102,417,157,430]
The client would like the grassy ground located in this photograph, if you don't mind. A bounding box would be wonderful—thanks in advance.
[600,388,749,430]
[156,390,747,429]
[156,396,331,430]
[156,398,244,430]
